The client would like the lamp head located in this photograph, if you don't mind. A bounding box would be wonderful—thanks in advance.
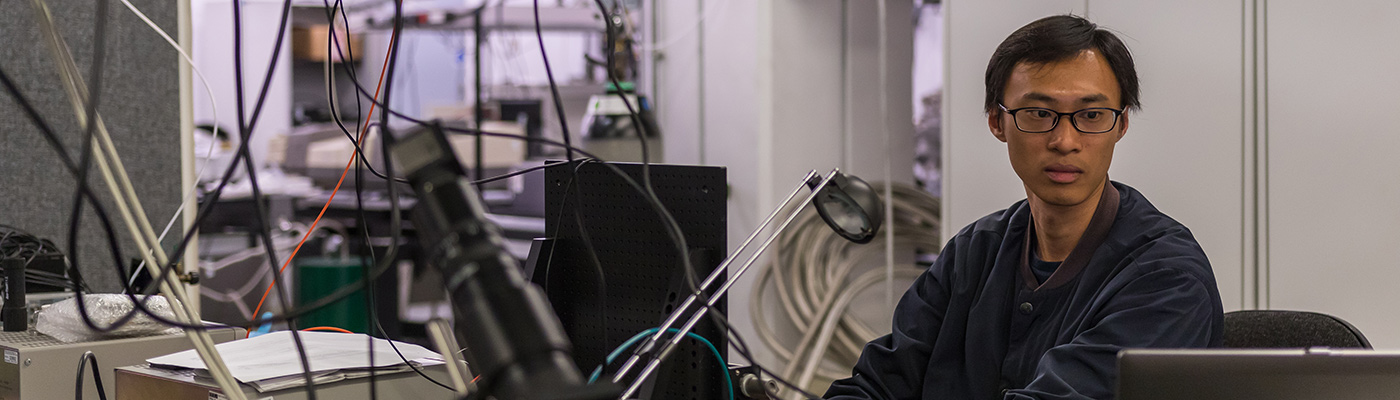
[809,171,884,244]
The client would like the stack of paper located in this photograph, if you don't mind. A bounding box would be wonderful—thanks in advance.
[147,331,446,392]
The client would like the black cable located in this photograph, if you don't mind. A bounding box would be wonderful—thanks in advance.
[587,0,696,291]
[528,0,616,367]
[63,0,111,337]
[576,2,729,386]
[356,139,378,400]
[346,190,455,397]
[367,0,408,394]
[11,0,696,341]
[22,0,327,335]
[3,55,555,336]
[538,160,586,296]
[74,351,109,400]
[564,160,609,360]
[345,10,380,399]
[469,162,554,186]
[1,48,199,337]
[0,64,143,334]
[319,4,405,185]
[66,0,108,318]
[706,310,821,400]
[318,12,575,394]
[0,57,276,337]
[372,316,457,391]
[316,11,419,396]
[533,0,574,162]
[338,7,384,396]
[230,1,319,398]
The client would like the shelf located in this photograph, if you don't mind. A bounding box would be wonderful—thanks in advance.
[363,6,604,33]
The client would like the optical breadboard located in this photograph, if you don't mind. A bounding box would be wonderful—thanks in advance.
[542,161,729,400]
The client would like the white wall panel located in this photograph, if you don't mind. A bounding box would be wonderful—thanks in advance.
[1265,0,1400,348]
[653,0,704,165]
[1088,1,1246,310]
[652,0,916,372]
[845,1,916,187]
[192,0,293,168]
[943,0,1083,240]
[770,0,845,188]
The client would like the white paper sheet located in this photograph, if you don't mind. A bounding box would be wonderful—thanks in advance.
[147,331,445,383]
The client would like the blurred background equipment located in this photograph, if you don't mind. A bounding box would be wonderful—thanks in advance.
[752,182,941,394]
[580,81,662,163]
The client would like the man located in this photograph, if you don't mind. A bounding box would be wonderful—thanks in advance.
[825,15,1223,400]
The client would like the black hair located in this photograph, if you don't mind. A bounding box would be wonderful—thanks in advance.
[984,14,1140,113]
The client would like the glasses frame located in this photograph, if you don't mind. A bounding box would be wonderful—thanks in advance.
[998,104,1125,134]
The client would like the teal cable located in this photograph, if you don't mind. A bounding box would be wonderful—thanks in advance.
[588,328,734,400]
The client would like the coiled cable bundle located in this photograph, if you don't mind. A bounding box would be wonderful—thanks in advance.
[751,182,941,394]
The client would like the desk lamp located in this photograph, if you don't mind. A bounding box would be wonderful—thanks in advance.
[611,169,885,399]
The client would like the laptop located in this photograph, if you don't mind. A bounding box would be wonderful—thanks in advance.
[1118,348,1400,400]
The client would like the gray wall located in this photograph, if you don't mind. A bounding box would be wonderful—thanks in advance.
[0,0,181,292]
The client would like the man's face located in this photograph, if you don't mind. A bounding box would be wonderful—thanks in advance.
[989,49,1128,208]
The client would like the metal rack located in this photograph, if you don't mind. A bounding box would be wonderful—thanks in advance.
[364,5,606,179]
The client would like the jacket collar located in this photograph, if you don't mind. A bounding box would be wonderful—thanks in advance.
[1019,181,1121,291]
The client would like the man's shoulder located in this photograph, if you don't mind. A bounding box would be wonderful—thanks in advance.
[1111,182,1215,277]
[1114,182,1198,242]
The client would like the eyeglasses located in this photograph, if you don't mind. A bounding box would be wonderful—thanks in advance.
[998,104,1124,134]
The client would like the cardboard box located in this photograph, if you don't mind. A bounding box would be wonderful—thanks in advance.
[292,24,363,62]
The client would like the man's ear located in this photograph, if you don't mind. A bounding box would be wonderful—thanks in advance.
[989,111,1009,143]
[1114,112,1130,142]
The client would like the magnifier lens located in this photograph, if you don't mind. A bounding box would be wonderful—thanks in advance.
[819,193,868,236]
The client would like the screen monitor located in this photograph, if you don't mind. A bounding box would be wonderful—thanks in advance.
[1118,348,1400,400]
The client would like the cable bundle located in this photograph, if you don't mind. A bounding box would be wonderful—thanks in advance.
[752,182,942,393]
[0,225,82,292]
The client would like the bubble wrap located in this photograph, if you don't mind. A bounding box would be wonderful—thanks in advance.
[35,294,184,343]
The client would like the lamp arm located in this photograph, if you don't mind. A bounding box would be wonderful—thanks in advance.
[611,170,821,382]
[619,170,841,399]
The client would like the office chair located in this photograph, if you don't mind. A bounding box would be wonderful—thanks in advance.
[1222,310,1371,349]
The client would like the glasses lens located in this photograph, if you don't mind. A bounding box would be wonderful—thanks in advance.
[1014,108,1057,132]
[1073,109,1118,133]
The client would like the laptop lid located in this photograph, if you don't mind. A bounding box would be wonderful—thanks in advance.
[1118,348,1400,400]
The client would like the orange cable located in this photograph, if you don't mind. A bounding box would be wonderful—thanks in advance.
[302,326,355,334]
[247,29,398,337]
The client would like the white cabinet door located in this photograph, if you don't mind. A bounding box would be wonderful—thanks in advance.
[1264,0,1400,348]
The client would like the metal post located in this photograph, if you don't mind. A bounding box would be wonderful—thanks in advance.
[473,7,485,181]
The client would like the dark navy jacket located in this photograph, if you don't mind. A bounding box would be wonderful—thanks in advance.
[826,182,1223,400]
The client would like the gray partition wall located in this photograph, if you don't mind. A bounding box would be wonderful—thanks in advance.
[0,0,182,292]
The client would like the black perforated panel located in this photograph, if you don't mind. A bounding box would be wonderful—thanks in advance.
[543,161,728,400]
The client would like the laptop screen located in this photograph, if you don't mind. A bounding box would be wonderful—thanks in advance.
[1118,348,1400,400]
